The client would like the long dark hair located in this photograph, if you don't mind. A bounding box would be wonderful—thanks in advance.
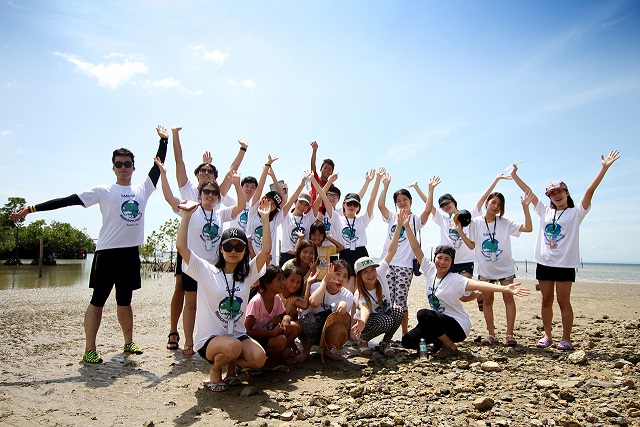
[550,195,575,209]
[214,242,250,282]
[294,239,318,269]
[250,265,282,300]
[392,188,412,205]
[355,270,383,312]
[332,259,353,278]
[485,192,505,218]
[283,265,305,297]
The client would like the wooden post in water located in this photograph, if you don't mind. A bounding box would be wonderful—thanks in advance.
[38,238,43,278]
[525,260,528,273]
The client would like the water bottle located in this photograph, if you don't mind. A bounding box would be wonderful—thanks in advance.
[419,338,428,362]
[330,303,337,313]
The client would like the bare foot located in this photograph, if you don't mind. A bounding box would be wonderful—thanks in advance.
[323,349,343,361]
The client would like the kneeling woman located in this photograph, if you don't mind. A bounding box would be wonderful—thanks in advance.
[176,198,272,392]
[397,210,530,359]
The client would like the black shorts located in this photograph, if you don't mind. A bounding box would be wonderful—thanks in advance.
[279,252,295,267]
[197,334,250,363]
[175,251,183,276]
[536,263,576,282]
[450,262,474,276]
[89,246,141,306]
[181,272,198,292]
[339,246,369,274]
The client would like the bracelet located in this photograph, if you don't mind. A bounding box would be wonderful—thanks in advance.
[160,138,168,143]
[265,163,271,167]
[240,147,247,152]
[28,206,36,213]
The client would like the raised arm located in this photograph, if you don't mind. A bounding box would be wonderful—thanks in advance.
[148,125,169,187]
[519,192,534,232]
[10,194,84,221]
[255,198,272,270]
[398,209,424,261]
[408,181,428,203]
[382,209,405,264]
[252,155,278,206]
[310,141,319,176]
[476,174,512,212]
[366,168,383,218]
[358,169,375,200]
[377,171,391,221]
[281,172,308,214]
[176,202,199,265]
[454,219,475,250]
[219,140,249,196]
[309,173,334,217]
[581,150,620,210]
[509,163,539,207]
[154,157,181,211]
[171,126,189,188]
[228,170,246,218]
[420,176,440,224]
[309,264,330,308]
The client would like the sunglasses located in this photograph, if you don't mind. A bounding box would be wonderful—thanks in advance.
[114,161,133,168]
[222,242,246,253]
[199,168,215,175]
[346,201,360,208]
[201,188,220,196]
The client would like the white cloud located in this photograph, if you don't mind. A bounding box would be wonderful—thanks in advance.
[0,130,11,138]
[53,51,149,89]
[190,45,228,67]
[227,78,257,89]
[137,78,203,97]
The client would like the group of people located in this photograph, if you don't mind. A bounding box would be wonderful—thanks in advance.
[9,126,620,392]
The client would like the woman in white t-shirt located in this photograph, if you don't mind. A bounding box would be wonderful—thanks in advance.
[398,197,530,358]
[509,150,620,351]
[456,191,533,346]
[377,172,432,335]
[176,198,272,392]
[352,216,404,357]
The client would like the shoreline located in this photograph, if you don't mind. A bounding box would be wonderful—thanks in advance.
[1,274,639,426]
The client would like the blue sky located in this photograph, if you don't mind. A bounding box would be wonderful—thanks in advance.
[1,0,639,263]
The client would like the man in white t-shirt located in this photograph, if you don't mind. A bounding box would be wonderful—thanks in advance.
[11,126,169,364]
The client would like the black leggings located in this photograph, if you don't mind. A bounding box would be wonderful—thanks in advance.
[402,309,466,350]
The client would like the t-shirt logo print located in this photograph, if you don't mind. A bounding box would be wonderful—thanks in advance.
[290,226,305,243]
[239,210,249,230]
[120,200,142,222]
[481,238,503,261]
[216,296,244,325]
[390,224,407,242]
[543,223,565,246]
[342,226,357,243]
[202,222,220,243]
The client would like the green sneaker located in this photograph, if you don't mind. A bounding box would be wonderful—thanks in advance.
[83,349,103,363]
[123,342,143,354]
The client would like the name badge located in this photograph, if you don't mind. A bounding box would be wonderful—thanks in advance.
[227,319,234,334]
[549,239,557,249]
[350,242,356,251]
[205,240,213,251]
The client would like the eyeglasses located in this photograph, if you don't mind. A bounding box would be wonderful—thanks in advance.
[346,201,360,208]
[201,188,220,196]
[114,161,133,168]
[327,193,339,200]
[222,242,246,253]
[199,168,215,175]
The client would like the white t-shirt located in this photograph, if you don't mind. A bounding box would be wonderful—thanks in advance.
[77,176,155,251]
[380,211,425,268]
[280,211,315,254]
[229,201,251,232]
[246,204,284,266]
[354,260,393,319]
[432,206,480,264]
[184,253,266,350]
[180,205,233,266]
[337,213,373,250]
[533,200,590,269]
[420,256,472,336]
[319,206,342,235]
[301,282,354,316]
[467,216,522,280]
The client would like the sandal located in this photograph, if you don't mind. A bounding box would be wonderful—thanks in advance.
[481,335,497,345]
[536,337,553,348]
[166,332,180,350]
[222,376,243,386]
[123,342,143,354]
[204,381,229,392]
[477,297,484,312]
[505,335,517,346]
[82,349,103,364]
[434,345,458,359]
[242,367,263,377]
[182,344,194,355]
[358,340,373,356]
[266,364,290,372]
[382,343,395,357]
[556,340,574,351]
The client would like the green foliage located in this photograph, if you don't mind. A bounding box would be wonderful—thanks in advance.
[141,217,180,271]
[0,197,95,260]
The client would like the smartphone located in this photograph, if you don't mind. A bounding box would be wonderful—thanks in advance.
[269,180,287,194]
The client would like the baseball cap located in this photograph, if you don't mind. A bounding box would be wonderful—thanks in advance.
[265,191,282,207]
[454,209,472,227]
[545,181,569,197]
[220,228,248,246]
[354,257,379,274]
[438,193,456,207]
[298,192,312,205]
[343,193,361,205]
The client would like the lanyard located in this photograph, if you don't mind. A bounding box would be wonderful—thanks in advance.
[365,287,380,307]
[345,216,356,235]
[552,209,566,231]
[221,271,237,321]
[484,217,496,245]
[201,206,214,226]
[432,272,448,296]
[293,215,303,230]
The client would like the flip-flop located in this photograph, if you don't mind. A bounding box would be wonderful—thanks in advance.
[434,345,458,359]
[382,345,396,357]
[536,337,553,348]
[477,298,484,312]
[182,344,194,355]
[481,335,497,345]
[556,340,574,351]
[222,376,242,386]
[204,381,229,392]
[505,335,517,346]
[266,364,290,372]
[242,367,263,377]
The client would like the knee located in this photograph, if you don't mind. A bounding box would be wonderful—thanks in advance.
[273,335,287,351]
[556,296,572,309]
[245,347,267,368]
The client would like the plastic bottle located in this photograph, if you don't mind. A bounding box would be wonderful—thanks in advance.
[419,338,428,362]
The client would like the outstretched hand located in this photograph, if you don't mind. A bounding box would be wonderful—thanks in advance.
[154,157,167,174]
[520,191,534,206]
[9,206,29,221]
[258,197,271,217]
[428,176,441,189]
[507,283,531,297]
[156,125,168,139]
[601,150,620,169]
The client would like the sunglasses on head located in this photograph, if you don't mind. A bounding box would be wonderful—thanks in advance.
[199,168,215,175]
[222,242,246,253]
[201,188,220,196]
[114,161,133,168]
[346,201,360,208]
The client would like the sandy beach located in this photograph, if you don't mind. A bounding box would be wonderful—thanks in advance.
[1,273,638,426]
